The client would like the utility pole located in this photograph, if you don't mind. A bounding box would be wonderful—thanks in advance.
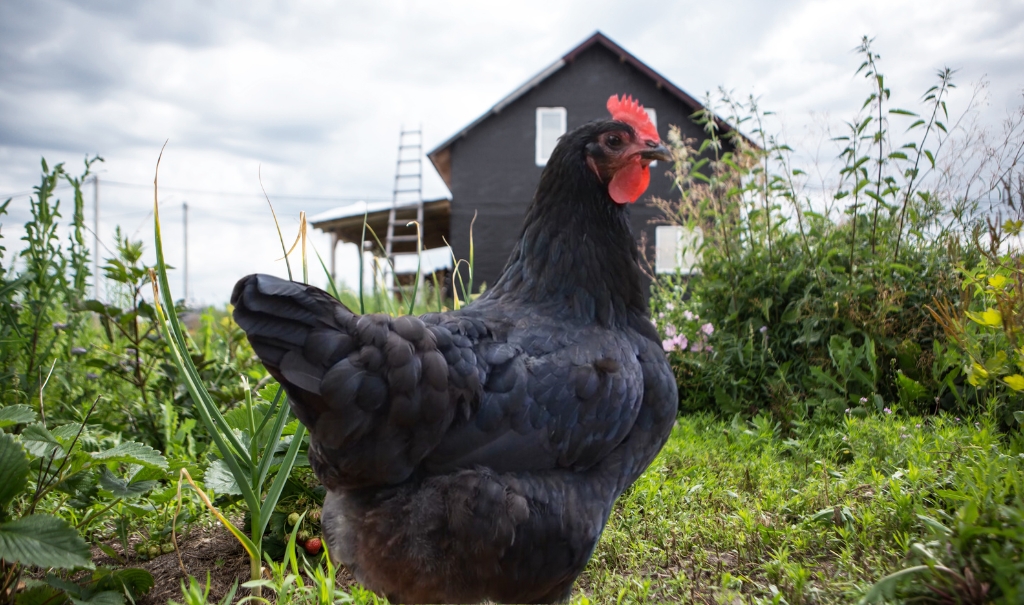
[183,201,189,305]
[93,175,100,300]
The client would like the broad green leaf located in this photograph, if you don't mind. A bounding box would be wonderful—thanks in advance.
[966,363,989,386]
[15,584,65,605]
[860,565,933,604]
[1003,374,1024,391]
[916,514,952,536]
[92,442,167,469]
[0,514,93,570]
[987,274,1008,289]
[131,465,168,483]
[896,371,927,404]
[70,591,123,605]
[0,433,30,512]
[19,424,64,460]
[965,307,1001,328]
[0,405,37,428]
[1015,411,1024,425]
[256,383,281,404]
[51,424,84,442]
[97,467,157,500]
[985,350,1008,373]
[43,574,82,597]
[93,567,154,601]
[203,459,242,495]
[223,403,270,433]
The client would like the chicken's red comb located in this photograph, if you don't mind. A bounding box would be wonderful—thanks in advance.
[607,94,659,141]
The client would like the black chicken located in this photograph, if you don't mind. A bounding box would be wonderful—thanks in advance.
[231,95,678,604]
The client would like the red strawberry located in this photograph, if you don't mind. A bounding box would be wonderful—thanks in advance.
[304,537,322,555]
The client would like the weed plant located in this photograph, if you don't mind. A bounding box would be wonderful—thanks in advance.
[650,38,1022,424]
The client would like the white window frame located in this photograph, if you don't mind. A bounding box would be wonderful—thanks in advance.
[535,107,567,166]
[655,225,703,275]
[644,108,658,167]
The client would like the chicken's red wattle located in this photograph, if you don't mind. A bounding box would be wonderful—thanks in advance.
[608,160,650,204]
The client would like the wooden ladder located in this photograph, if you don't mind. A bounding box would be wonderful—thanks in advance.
[384,128,424,298]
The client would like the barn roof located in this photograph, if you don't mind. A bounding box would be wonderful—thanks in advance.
[427,31,744,188]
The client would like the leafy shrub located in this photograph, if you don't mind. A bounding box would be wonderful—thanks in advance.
[650,39,1021,423]
[929,222,1024,429]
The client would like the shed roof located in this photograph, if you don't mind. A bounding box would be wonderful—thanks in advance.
[427,31,745,188]
[309,198,451,253]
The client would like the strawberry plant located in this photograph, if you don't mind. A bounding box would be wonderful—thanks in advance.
[0,402,163,605]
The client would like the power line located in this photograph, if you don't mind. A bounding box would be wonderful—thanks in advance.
[0,183,75,200]
[1,179,391,203]
[100,179,392,202]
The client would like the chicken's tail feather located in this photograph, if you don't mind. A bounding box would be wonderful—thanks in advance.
[232,273,457,489]
[231,273,356,425]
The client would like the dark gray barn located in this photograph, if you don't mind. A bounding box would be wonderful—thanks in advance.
[313,31,740,295]
[427,31,737,292]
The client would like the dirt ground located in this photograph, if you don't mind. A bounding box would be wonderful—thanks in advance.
[91,523,356,605]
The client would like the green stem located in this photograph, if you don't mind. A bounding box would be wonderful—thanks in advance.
[76,497,122,530]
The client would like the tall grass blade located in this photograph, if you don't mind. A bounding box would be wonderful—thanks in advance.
[313,245,340,300]
[359,211,367,314]
[149,144,259,517]
[408,220,422,316]
[467,210,476,298]
[256,421,306,540]
[300,211,308,284]
[175,468,258,561]
[260,166,293,281]
[254,385,296,500]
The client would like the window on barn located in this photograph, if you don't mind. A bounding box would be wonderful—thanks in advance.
[536,107,567,166]
[644,108,658,167]
[655,225,702,275]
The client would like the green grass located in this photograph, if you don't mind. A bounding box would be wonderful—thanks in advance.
[572,413,1020,604]
[218,411,1020,605]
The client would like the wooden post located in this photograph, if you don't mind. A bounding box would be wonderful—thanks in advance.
[330,231,338,284]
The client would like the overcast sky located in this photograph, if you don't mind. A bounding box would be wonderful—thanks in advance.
[2,0,1022,304]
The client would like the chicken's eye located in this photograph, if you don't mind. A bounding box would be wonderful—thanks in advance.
[606,134,623,148]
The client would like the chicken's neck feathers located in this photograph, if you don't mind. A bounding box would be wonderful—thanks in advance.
[482,154,648,327]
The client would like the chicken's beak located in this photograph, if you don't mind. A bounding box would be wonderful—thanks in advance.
[640,142,672,163]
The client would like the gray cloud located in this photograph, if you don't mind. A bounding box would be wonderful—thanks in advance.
[1,0,1022,303]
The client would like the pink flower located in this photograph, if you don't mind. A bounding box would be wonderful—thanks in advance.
[683,310,694,321]
[701,323,714,336]
[884,407,892,415]
[662,334,688,352]
[665,303,675,311]
[665,324,677,337]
